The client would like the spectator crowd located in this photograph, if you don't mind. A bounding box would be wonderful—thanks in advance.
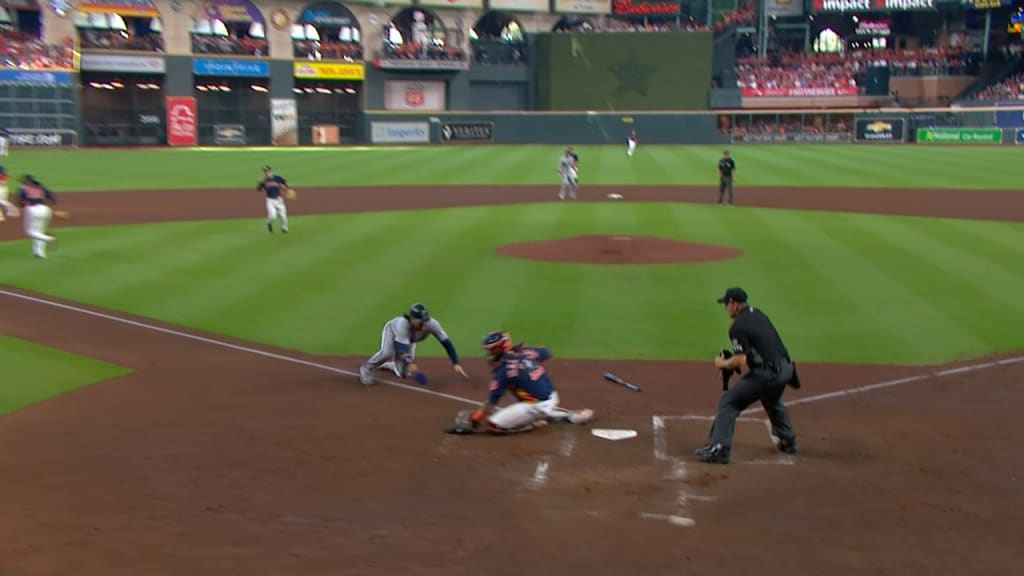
[79,29,163,52]
[974,72,1024,101]
[737,48,979,94]
[192,34,267,57]
[294,40,363,61]
[0,31,75,70]
[380,40,465,63]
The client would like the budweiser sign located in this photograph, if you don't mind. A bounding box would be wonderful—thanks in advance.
[742,87,859,97]
[612,0,681,15]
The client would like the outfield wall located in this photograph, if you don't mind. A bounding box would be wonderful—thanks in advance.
[362,105,1022,146]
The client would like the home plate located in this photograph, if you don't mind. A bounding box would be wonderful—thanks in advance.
[607,193,624,199]
[592,428,638,441]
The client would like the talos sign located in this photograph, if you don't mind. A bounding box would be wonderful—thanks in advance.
[167,97,197,146]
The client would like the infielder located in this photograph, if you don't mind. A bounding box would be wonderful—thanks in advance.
[258,165,289,234]
[360,303,468,386]
[17,175,56,259]
[627,129,638,157]
[0,166,20,221]
[557,147,579,200]
[457,331,593,435]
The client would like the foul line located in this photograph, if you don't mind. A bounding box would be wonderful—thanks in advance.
[0,289,479,406]
[744,355,1024,415]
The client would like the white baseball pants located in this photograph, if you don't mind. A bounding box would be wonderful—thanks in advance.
[266,197,288,230]
[23,204,54,258]
[488,392,583,430]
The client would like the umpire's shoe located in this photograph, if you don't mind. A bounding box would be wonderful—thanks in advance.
[777,436,798,455]
[695,443,730,464]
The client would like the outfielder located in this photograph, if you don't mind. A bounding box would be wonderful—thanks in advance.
[258,165,289,234]
[17,175,56,259]
[360,303,468,386]
[557,147,578,200]
[449,331,593,435]
[0,166,20,221]
[627,129,638,157]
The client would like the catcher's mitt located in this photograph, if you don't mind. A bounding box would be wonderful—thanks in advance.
[444,410,478,435]
[285,188,297,200]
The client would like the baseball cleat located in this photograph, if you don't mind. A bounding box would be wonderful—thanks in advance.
[776,436,798,454]
[694,443,730,464]
[359,365,374,385]
[570,409,594,424]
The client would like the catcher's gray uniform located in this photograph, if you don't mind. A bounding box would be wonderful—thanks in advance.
[557,151,577,200]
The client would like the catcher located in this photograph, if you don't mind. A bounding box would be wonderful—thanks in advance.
[258,165,294,234]
[445,331,593,435]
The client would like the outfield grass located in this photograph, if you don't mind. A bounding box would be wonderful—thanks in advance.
[3,202,1022,365]
[2,145,1022,192]
[0,335,132,416]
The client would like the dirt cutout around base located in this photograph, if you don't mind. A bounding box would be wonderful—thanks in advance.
[497,234,744,265]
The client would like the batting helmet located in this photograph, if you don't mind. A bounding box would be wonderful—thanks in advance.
[408,303,430,322]
[482,331,512,360]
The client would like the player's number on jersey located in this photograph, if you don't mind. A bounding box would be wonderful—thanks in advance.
[521,357,545,380]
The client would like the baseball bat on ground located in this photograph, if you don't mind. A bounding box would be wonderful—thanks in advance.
[603,372,642,392]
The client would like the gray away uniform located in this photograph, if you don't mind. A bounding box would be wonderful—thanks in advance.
[558,154,577,199]
[363,315,451,376]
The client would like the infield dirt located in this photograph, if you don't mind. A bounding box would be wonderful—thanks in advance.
[1,185,1022,576]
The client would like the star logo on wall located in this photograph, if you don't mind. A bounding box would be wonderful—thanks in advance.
[608,51,656,97]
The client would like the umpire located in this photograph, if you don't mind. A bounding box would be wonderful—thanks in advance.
[695,287,799,464]
[717,150,735,205]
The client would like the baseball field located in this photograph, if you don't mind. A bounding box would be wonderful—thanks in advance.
[1,144,1022,575]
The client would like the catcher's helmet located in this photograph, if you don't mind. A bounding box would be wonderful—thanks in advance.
[409,303,430,321]
[482,331,512,359]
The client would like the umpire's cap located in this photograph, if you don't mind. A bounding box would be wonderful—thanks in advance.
[716,287,748,304]
[409,303,430,321]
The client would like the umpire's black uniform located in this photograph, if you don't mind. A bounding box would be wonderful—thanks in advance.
[717,151,735,205]
[696,287,798,464]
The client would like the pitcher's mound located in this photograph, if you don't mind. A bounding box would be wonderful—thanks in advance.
[497,235,743,265]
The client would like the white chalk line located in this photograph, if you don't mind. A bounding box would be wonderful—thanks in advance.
[0,289,479,406]
[530,459,550,488]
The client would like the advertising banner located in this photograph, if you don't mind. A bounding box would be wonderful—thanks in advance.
[166,96,198,147]
[731,133,852,144]
[0,70,73,85]
[370,122,430,144]
[194,0,264,22]
[766,0,804,16]
[214,124,247,145]
[612,0,680,16]
[271,99,298,146]
[994,104,1024,128]
[856,18,891,36]
[441,122,494,143]
[487,0,550,11]
[812,0,936,12]
[78,0,160,17]
[7,129,78,147]
[743,87,859,97]
[293,62,365,80]
[553,0,611,14]
[80,53,166,74]
[855,118,905,142]
[916,127,1002,144]
[418,0,483,7]
[1016,129,1024,145]
[298,2,360,26]
[194,59,270,77]
[384,80,446,111]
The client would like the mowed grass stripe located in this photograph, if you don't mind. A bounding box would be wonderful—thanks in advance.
[6,146,1024,192]
[939,218,1024,259]
[840,215,1021,357]
[824,213,990,362]
[154,214,401,343]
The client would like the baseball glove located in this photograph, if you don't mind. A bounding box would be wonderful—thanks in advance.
[285,188,297,200]
[443,410,478,435]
